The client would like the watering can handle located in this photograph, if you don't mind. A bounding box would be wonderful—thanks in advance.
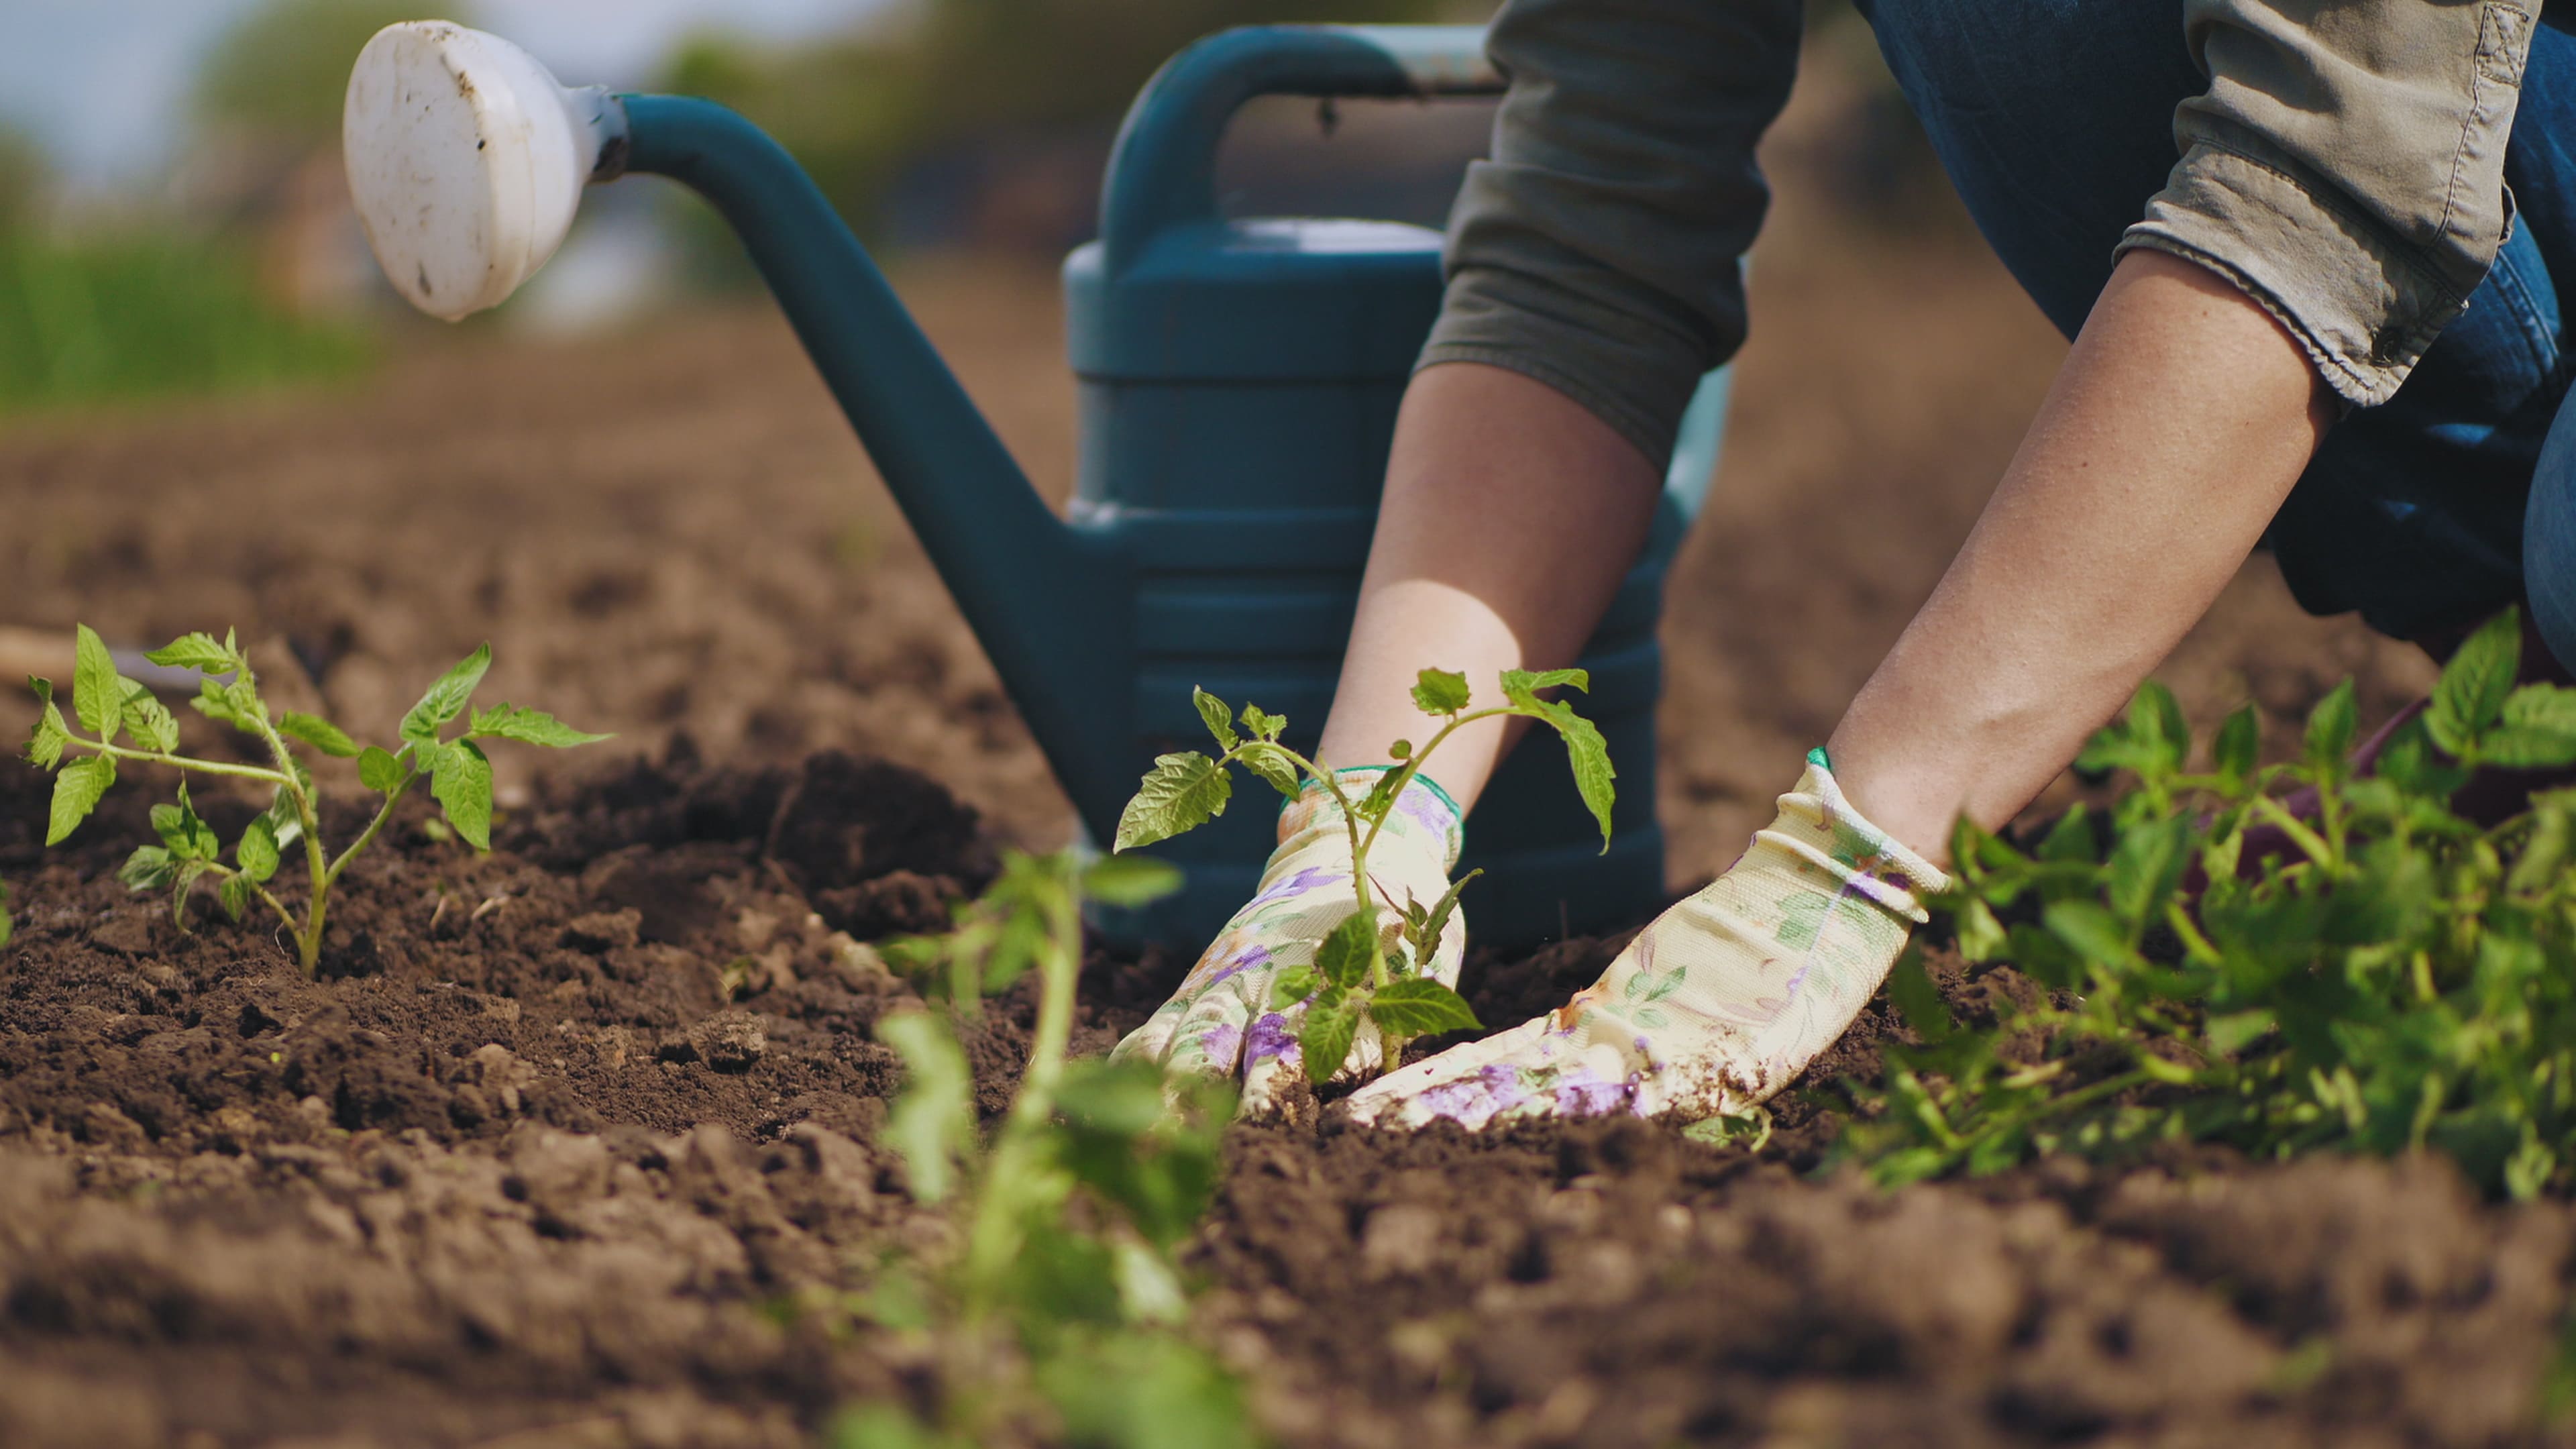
[1097,24,1501,270]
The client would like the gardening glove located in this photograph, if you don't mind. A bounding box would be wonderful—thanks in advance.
[1344,750,1946,1130]
[1109,766,1466,1115]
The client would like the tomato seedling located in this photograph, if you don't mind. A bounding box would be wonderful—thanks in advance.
[1112,667,1615,1083]
[21,625,605,975]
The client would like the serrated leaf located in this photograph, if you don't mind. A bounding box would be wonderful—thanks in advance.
[236,816,280,884]
[400,643,492,745]
[144,632,238,673]
[1240,704,1285,743]
[154,784,219,861]
[1411,667,1470,716]
[1193,688,1238,749]
[218,873,250,923]
[25,678,66,769]
[278,711,361,757]
[1521,695,1616,849]
[1235,741,1303,796]
[1082,853,1182,908]
[169,860,211,928]
[1114,751,1230,853]
[2304,680,2357,773]
[1270,964,1320,1010]
[1299,988,1360,1085]
[466,703,610,749]
[261,786,304,854]
[2428,608,2520,755]
[1498,667,1589,709]
[877,1010,973,1203]
[121,684,178,754]
[2480,684,2576,768]
[47,755,115,845]
[119,845,176,892]
[191,678,241,729]
[2214,703,2259,783]
[1366,977,1482,1036]
[429,739,494,851]
[1405,867,1481,965]
[358,745,405,794]
[1313,908,1376,990]
[72,625,121,739]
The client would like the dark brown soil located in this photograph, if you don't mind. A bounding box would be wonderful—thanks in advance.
[2,47,2565,1449]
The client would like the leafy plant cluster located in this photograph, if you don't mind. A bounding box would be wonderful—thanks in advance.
[21,625,603,974]
[841,851,1253,1449]
[1843,608,2576,1199]
[1113,667,1615,1084]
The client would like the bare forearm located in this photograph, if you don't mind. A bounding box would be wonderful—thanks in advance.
[1318,362,1663,808]
[1829,250,2334,859]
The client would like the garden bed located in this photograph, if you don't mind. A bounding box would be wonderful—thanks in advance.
[1,231,2561,1446]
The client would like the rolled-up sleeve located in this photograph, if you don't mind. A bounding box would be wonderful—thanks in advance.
[1417,0,1801,470]
[2120,0,2539,407]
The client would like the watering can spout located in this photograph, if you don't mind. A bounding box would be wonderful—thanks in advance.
[344,23,1130,835]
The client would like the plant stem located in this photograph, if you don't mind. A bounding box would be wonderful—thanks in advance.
[961,863,1083,1318]
[58,737,288,786]
[325,763,417,886]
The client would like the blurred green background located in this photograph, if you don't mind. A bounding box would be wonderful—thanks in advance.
[0,0,1942,419]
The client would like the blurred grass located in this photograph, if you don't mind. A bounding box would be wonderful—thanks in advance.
[0,232,372,418]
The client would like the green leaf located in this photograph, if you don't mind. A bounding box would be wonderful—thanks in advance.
[2479,684,2576,768]
[400,643,492,744]
[120,684,178,755]
[72,625,122,739]
[466,702,610,749]
[1405,867,1481,966]
[877,1010,974,1203]
[1389,738,1411,760]
[1499,667,1589,707]
[1313,908,1376,990]
[1239,704,1286,743]
[357,745,405,794]
[24,678,67,769]
[144,632,239,674]
[277,711,362,757]
[2214,703,2259,783]
[153,784,218,861]
[235,816,280,885]
[1082,853,1183,908]
[1234,741,1303,797]
[1299,988,1360,1085]
[1270,964,1320,1010]
[1367,977,1482,1036]
[0,881,11,951]
[1886,949,1953,1042]
[119,845,176,892]
[2427,608,2520,755]
[1193,688,1238,749]
[2304,680,2357,773]
[46,755,115,845]
[168,861,211,928]
[1411,667,1470,716]
[1518,695,1615,849]
[1114,751,1230,853]
[2042,898,2135,970]
[429,739,494,851]
[217,873,250,924]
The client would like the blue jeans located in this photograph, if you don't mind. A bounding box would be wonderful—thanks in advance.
[1860,0,2576,667]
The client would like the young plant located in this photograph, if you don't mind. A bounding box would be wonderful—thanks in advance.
[21,625,605,975]
[1840,606,2576,1199]
[844,850,1252,1449]
[1112,667,1616,1084]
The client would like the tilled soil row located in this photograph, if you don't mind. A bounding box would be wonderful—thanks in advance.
[3,745,2569,1448]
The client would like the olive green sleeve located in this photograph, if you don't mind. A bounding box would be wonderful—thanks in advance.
[1416,0,1803,470]
[2119,0,2540,407]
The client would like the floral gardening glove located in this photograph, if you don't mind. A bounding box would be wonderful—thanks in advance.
[1344,750,1945,1130]
[1109,767,1466,1116]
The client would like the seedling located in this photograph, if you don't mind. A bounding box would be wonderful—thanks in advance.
[21,625,605,975]
[1112,667,1615,1083]
[846,850,1252,1448]
[1842,607,2576,1200]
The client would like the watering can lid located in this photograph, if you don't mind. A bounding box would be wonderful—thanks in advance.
[1064,216,1447,383]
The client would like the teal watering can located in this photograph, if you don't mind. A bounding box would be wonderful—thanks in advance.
[342,20,1727,949]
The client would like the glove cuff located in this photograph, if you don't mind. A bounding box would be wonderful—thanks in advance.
[1279,765,1464,871]
[1762,754,1951,924]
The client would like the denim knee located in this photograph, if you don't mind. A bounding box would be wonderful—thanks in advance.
[2526,396,2576,672]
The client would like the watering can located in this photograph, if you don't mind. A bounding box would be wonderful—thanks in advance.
[342,21,1728,949]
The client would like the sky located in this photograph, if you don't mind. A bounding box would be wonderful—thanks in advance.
[0,0,890,191]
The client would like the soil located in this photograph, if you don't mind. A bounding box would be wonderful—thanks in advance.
[0,52,2559,1449]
